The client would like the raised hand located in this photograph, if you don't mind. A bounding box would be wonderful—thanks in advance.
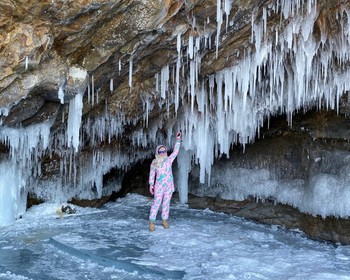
[176,131,182,141]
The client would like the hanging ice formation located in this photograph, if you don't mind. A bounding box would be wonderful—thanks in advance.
[58,85,65,104]
[138,0,350,203]
[110,79,114,92]
[66,91,83,152]
[0,67,89,226]
[129,57,133,92]
[24,56,29,71]
[0,122,52,226]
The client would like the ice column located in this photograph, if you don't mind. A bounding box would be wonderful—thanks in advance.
[176,148,192,204]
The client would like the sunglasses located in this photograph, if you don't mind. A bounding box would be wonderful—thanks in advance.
[158,150,167,154]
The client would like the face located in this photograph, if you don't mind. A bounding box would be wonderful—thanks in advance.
[158,147,167,156]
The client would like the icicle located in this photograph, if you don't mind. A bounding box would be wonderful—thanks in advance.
[25,56,29,71]
[188,35,194,59]
[110,79,113,92]
[91,75,95,107]
[129,57,133,92]
[155,73,159,93]
[195,37,200,53]
[190,60,195,113]
[67,91,84,152]
[175,33,181,113]
[87,77,91,104]
[224,0,232,32]
[216,0,222,58]
[145,98,149,128]
[263,7,267,35]
[160,64,169,99]
[58,85,65,104]
[177,32,182,53]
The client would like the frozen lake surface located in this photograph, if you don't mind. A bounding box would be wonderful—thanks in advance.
[0,194,349,280]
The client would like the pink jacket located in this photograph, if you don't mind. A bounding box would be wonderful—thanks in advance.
[149,141,181,192]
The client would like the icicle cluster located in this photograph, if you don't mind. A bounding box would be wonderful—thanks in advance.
[0,122,52,225]
[142,0,350,189]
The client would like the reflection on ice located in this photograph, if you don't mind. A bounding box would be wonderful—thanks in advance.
[0,194,350,280]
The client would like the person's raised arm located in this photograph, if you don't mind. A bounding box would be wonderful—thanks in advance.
[169,132,182,164]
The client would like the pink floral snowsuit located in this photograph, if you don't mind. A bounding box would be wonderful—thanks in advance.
[149,141,181,221]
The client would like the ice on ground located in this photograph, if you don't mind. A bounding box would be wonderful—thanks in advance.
[0,194,349,280]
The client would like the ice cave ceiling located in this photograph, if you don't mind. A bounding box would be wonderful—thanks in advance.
[1,0,350,208]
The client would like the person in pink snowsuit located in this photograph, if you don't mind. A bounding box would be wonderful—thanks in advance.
[148,132,182,231]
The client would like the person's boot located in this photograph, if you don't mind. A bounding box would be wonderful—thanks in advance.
[149,221,155,232]
[162,220,169,229]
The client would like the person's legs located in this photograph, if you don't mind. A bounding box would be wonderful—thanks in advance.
[149,187,164,221]
[161,188,173,221]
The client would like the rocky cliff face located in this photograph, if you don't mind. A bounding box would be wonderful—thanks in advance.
[1,0,350,242]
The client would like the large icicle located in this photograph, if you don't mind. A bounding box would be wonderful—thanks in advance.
[216,0,222,58]
[175,33,182,113]
[58,85,65,104]
[67,91,84,152]
[161,64,169,99]
[129,57,133,92]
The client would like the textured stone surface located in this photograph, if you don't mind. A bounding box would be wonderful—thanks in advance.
[0,0,347,125]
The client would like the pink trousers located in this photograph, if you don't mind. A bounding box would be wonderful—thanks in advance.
[149,186,173,221]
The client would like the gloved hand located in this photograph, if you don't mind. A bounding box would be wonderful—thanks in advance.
[176,131,182,141]
[150,185,154,195]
